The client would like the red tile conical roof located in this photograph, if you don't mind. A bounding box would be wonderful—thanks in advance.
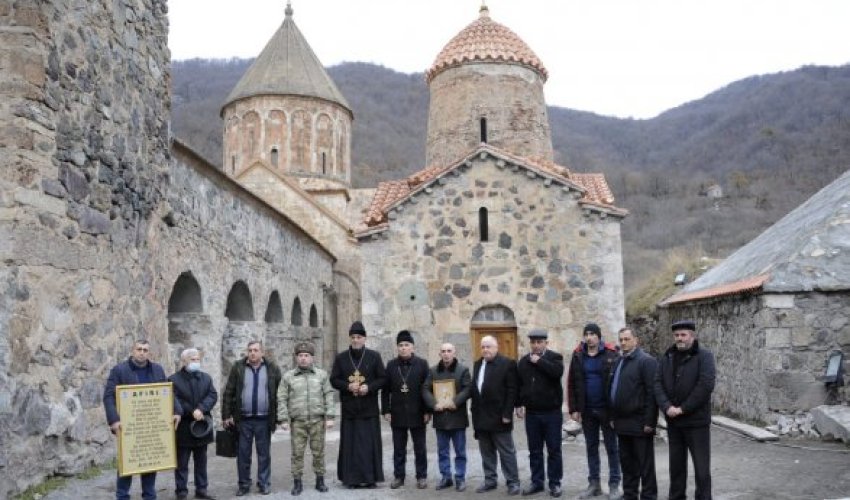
[426,6,548,84]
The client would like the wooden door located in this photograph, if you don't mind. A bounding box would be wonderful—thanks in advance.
[470,326,518,360]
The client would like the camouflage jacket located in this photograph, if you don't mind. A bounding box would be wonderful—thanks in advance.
[276,365,336,422]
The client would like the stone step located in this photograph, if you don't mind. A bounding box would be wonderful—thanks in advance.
[712,415,779,441]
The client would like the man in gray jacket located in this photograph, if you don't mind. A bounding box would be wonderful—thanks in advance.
[423,343,472,492]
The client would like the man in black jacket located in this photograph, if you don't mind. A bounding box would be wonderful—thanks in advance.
[516,329,565,498]
[169,348,218,500]
[471,335,521,496]
[382,330,431,489]
[609,328,657,500]
[654,320,716,500]
[423,342,472,492]
[567,323,622,499]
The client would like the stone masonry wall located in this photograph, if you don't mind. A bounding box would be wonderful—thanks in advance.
[658,291,850,423]
[0,2,334,495]
[360,154,625,363]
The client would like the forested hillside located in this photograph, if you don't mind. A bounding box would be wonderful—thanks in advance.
[171,59,850,297]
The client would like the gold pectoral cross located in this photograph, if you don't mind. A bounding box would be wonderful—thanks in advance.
[348,370,365,385]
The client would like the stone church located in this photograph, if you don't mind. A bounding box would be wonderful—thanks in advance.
[0,1,625,494]
[220,4,628,362]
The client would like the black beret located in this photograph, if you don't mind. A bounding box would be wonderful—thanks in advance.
[294,341,315,355]
[583,323,602,336]
[672,319,696,332]
[349,320,366,336]
[396,330,414,344]
[528,329,548,339]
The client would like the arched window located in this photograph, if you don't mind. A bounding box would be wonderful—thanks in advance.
[321,152,326,174]
[291,297,303,326]
[480,117,488,143]
[309,305,318,327]
[225,280,254,321]
[264,290,283,323]
[479,207,489,242]
[168,272,203,314]
[270,147,279,168]
[231,155,236,174]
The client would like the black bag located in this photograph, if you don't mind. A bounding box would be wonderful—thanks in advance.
[215,427,238,458]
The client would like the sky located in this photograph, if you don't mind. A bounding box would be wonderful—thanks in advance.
[168,0,850,119]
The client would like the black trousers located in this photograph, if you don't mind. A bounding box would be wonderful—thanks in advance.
[392,426,427,479]
[618,434,656,500]
[175,445,209,495]
[667,424,711,500]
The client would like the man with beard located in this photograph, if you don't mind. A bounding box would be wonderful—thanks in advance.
[654,320,715,500]
[382,330,431,489]
[330,320,387,488]
[609,328,657,500]
[423,342,472,492]
[516,329,565,497]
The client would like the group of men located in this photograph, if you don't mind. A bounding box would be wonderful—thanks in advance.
[102,318,715,500]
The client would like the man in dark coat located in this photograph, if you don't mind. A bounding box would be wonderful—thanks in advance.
[609,328,657,500]
[471,335,521,496]
[382,330,431,489]
[169,348,218,500]
[423,342,472,492]
[516,329,565,498]
[222,340,282,496]
[103,339,181,500]
[654,320,716,500]
[567,322,622,499]
[330,320,387,488]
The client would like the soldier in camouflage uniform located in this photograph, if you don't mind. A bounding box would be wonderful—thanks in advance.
[277,342,336,495]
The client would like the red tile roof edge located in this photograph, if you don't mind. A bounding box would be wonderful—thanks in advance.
[660,274,770,306]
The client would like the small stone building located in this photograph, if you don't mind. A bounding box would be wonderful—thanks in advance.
[659,169,850,423]
[356,7,627,362]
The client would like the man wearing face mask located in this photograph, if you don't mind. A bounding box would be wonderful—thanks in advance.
[169,348,219,500]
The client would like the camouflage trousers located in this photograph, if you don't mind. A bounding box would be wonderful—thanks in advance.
[290,418,327,477]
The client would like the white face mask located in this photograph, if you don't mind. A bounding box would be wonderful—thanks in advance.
[187,361,202,373]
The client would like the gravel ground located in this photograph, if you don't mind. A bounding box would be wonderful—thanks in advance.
[42,419,850,500]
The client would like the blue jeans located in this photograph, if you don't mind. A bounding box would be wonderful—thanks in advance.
[116,472,156,500]
[582,408,621,486]
[436,428,467,480]
[238,417,272,490]
[525,410,564,488]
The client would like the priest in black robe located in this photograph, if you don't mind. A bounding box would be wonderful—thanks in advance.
[330,320,387,488]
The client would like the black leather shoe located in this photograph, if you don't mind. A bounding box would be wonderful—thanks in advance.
[455,479,467,492]
[549,485,563,498]
[522,484,545,496]
[508,484,521,496]
[259,486,272,495]
[235,488,249,497]
[390,477,404,489]
[176,493,188,500]
[195,492,216,499]
[476,483,498,493]
[436,477,454,490]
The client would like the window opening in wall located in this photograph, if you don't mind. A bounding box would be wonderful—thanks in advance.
[309,305,318,327]
[249,131,256,155]
[291,297,303,326]
[479,207,489,242]
[231,155,236,174]
[322,152,326,174]
[480,117,488,143]
[270,147,279,167]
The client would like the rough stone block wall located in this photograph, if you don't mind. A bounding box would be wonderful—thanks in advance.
[360,156,625,363]
[658,291,850,423]
[0,2,334,495]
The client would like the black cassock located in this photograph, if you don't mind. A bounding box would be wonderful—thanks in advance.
[330,347,387,486]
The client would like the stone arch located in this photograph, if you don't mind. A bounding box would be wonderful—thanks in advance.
[315,113,333,174]
[470,304,517,360]
[291,110,312,172]
[168,271,203,314]
[309,304,318,327]
[225,280,255,321]
[291,296,303,326]
[264,290,283,323]
[241,111,261,166]
[225,115,241,174]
